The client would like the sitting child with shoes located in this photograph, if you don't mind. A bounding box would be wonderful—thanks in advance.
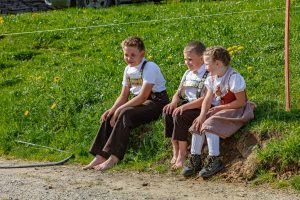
[163,41,210,169]
[183,46,256,178]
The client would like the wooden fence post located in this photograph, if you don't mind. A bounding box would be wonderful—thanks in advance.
[285,0,291,111]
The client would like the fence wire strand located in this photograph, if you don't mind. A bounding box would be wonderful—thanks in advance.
[1,6,299,37]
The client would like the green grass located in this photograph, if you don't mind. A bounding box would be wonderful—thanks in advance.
[290,176,300,192]
[0,0,300,186]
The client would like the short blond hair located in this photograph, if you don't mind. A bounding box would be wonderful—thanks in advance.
[121,36,145,51]
[204,46,231,66]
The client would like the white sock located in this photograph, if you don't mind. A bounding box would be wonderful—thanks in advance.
[206,132,220,156]
[191,133,205,155]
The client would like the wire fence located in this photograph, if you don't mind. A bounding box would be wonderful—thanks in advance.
[1,6,299,36]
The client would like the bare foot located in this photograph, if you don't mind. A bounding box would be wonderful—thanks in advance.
[94,155,119,171]
[82,155,106,170]
[171,154,185,169]
[170,155,177,165]
[171,140,179,165]
[171,162,184,170]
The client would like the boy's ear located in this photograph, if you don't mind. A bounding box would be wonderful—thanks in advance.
[141,50,145,57]
[216,60,223,67]
[199,56,204,62]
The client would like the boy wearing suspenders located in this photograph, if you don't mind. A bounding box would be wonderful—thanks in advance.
[163,41,209,170]
[83,36,168,171]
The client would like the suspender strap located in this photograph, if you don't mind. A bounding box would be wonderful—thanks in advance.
[140,60,148,77]
[177,70,189,100]
[196,71,209,98]
[127,60,148,88]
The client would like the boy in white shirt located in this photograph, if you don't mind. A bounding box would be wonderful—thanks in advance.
[83,36,168,171]
[163,41,208,171]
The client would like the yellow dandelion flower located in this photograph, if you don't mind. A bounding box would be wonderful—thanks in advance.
[227,47,233,51]
[229,50,234,56]
[232,45,238,49]
[237,46,244,50]
[0,16,4,24]
[53,76,61,82]
[147,54,153,60]
[24,110,29,116]
[167,55,173,60]
[50,102,57,110]
[247,66,253,72]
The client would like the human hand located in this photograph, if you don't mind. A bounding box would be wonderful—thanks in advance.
[189,116,205,133]
[109,109,120,127]
[163,102,177,115]
[100,109,114,123]
[208,105,223,115]
[110,114,116,127]
[172,105,186,117]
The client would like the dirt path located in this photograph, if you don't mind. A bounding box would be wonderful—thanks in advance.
[0,158,299,200]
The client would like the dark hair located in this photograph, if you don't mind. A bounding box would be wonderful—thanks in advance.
[184,41,206,56]
[121,36,145,51]
[204,46,231,66]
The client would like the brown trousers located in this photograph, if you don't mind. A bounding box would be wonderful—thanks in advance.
[89,92,168,160]
[163,109,201,141]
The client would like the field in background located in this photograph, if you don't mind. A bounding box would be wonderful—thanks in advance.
[0,0,300,190]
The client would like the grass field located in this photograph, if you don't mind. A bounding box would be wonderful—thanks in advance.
[0,0,300,190]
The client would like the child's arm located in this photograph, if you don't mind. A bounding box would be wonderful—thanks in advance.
[100,86,130,123]
[189,90,213,132]
[109,83,153,126]
[208,90,246,115]
[120,83,153,107]
[163,90,181,115]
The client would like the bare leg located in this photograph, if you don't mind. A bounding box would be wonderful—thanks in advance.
[82,155,107,170]
[94,154,119,171]
[171,140,179,165]
[172,141,187,169]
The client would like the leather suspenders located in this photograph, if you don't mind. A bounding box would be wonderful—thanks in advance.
[196,70,209,98]
[127,60,148,88]
[179,70,209,100]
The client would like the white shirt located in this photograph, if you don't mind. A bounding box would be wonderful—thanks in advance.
[205,68,246,104]
[122,58,166,95]
[180,64,206,102]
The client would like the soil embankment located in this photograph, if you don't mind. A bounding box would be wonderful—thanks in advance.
[0,158,299,200]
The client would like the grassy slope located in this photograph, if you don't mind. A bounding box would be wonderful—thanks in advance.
[0,0,299,184]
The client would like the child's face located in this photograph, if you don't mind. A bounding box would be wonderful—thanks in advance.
[203,55,223,76]
[123,46,145,67]
[204,55,217,74]
[184,51,203,72]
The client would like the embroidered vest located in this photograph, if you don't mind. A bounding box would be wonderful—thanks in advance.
[126,61,147,88]
[221,90,236,105]
[213,67,241,105]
